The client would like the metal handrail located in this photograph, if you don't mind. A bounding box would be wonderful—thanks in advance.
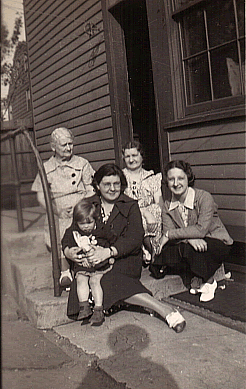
[1,127,61,296]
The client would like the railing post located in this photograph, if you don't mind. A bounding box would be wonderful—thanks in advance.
[1,127,62,297]
[23,129,62,297]
[9,136,24,232]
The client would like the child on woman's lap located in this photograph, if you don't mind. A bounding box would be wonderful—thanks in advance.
[62,199,116,326]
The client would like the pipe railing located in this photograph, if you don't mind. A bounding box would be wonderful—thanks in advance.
[1,127,62,296]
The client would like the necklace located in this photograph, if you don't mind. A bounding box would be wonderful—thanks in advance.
[100,199,114,223]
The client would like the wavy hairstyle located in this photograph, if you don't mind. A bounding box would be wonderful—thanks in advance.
[92,163,127,195]
[122,140,145,159]
[163,160,196,187]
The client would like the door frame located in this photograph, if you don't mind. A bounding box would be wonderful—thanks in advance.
[102,0,133,168]
[102,0,171,173]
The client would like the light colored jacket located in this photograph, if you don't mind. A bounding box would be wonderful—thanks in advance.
[162,188,233,245]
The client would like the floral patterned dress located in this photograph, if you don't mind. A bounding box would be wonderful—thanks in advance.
[123,168,162,259]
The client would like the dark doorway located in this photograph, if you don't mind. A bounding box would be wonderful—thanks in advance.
[110,0,161,173]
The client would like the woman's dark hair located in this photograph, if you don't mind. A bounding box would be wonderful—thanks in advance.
[73,199,97,223]
[122,140,145,159]
[163,160,195,187]
[92,163,127,195]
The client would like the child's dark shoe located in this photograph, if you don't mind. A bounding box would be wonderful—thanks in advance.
[90,306,105,326]
[77,301,92,321]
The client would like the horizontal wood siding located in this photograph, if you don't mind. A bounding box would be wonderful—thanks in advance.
[168,119,246,242]
[1,133,38,183]
[11,90,32,123]
[1,132,39,208]
[24,0,115,169]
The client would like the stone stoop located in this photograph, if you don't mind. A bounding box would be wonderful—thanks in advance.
[3,228,189,330]
[141,268,187,299]
[2,229,72,329]
[10,257,72,329]
[25,289,72,329]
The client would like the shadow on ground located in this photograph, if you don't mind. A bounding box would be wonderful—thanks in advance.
[79,324,179,389]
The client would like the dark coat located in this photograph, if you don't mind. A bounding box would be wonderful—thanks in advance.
[67,193,149,317]
[88,193,145,275]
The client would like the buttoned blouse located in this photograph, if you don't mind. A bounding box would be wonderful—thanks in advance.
[31,155,95,212]
[32,155,94,246]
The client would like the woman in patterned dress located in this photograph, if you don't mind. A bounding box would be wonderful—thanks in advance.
[122,140,163,264]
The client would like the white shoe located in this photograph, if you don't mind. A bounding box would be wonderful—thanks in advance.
[200,280,217,302]
[166,310,186,333]
[190,284,205,295]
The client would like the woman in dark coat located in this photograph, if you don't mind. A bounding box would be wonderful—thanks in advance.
[65,163,186,332]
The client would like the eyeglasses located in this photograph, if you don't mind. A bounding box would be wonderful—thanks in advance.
[101,182,121,190]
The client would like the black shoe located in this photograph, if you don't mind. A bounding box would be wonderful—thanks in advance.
[173,321,186,333]
[77,301,92,321]
[149,264,167,279]
[142,260,149,268]
[90,307,105,326]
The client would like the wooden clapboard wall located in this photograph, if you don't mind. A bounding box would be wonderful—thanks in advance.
[168,119,246,242]
[24,0,115,170]
[10,86,33,124]
[1,128,38,208]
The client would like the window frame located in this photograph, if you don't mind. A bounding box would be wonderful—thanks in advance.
[171,0,245,120]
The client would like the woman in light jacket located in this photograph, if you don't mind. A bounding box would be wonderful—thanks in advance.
[154,160,233,302]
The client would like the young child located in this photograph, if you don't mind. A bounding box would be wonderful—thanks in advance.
[62,199,116,326]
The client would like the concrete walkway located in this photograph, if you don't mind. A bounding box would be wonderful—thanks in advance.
[2,294,126,389]
[54,307,246,389]
[2,208,246,389]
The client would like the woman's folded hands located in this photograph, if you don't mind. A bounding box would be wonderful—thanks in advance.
[86,246,111,266]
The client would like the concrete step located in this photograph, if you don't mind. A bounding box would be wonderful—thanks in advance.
[25,288,71,329]
[4,225,232,329]
[22,272,188,329]
[1,208,236,330]
[2,221,189,328]
[11,256,53,294]
[3,229,188,329]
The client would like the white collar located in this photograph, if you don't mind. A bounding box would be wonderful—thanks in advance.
[169,187,195,211]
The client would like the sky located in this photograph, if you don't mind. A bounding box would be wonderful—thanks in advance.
[2,0,26,99]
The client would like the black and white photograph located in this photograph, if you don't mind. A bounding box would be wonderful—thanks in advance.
[1,1,245,388]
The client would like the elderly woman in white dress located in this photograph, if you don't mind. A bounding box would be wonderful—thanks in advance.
[122,140,163,264]
[32,127,95,287]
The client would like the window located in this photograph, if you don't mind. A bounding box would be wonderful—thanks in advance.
[173,0,245,116]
